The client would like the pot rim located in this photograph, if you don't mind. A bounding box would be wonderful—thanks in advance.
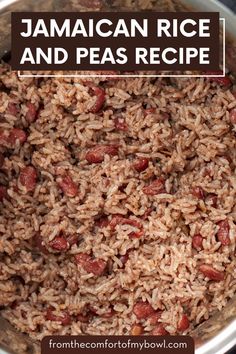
[0,1,235,354]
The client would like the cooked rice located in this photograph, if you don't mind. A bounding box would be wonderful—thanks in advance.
[0,63,236,340]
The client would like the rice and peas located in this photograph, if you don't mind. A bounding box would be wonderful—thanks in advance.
[0,63,235,340]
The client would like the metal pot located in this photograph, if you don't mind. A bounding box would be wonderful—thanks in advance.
[0,1,235,353]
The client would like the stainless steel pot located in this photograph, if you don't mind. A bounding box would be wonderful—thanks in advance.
[0,0,235,353]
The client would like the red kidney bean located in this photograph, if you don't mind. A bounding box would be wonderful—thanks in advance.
[143,178,166,195]
[230,108,236,125]
[133,158,149,172]
[89,86,105,113]
[152,324,169,335]
[177,314,189,331]
[205,71,232,86]
[9,128,27,145]
[191,186,205,200]
[46,308,71,325]
[85,258,107,276]
[192,234,203,250]
[58,175,78,197]
[148,311,162,325]
[131,324,143,335]
[25,102,38,123]
[19,166,37,191]
[0,185,7,201]
[85,145,119,164]
[217,219,230,246]
[114,117,128,131]
[133,301,155,319]
[49,236,68,251]
[206,194,217,208]
[199,264,224,281]
[75,253,107,276]
[7,103,19,115]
